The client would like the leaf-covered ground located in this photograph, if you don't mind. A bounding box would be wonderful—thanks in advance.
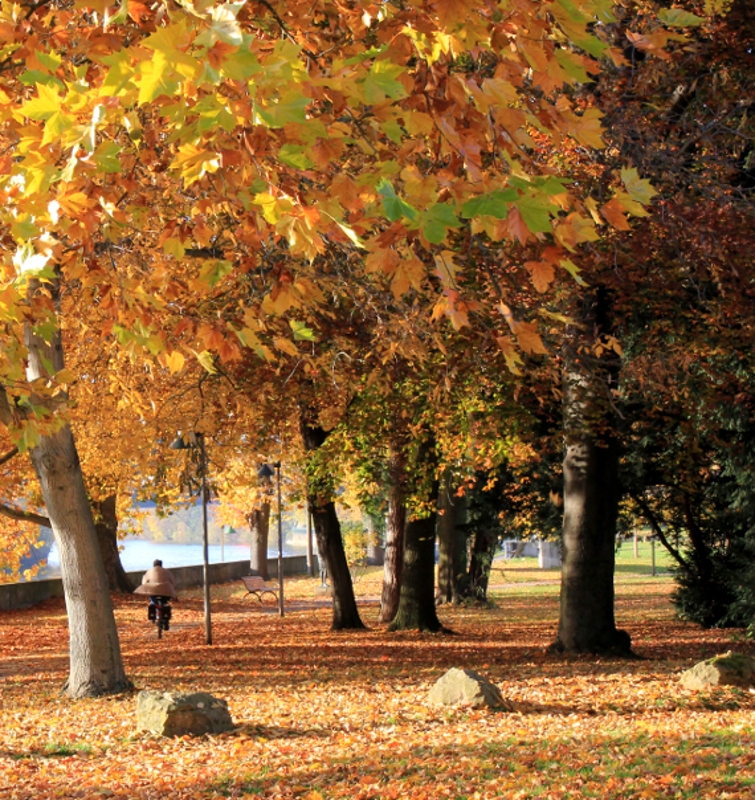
[2,559,755,799]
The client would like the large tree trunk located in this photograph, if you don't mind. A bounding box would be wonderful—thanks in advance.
[25,277,131,698]
[551,435,631,654]
[389,433,442,632]
[247,502,270,580]
[378,447,406,623]
[93,494,134,593]
[388,501,442,632]
[550,301,631,656]
[300,414,364,630]
[31,429,132,696]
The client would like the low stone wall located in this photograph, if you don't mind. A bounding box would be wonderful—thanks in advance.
[0,555,316,611]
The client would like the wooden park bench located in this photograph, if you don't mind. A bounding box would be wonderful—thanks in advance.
[241,575,278,604]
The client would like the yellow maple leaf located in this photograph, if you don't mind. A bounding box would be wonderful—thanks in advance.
[163,350,185,374]
[170,143,221,187]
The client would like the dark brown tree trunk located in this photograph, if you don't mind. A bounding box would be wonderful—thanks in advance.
[388,499,442,632]
[551,434,631,654]
[467,528,497,601]
[388,433,443,632]
[378,447,406,623]
[300,414,364,630]
[247,502,270,580]
[92,495,134,593]
[550,306,632,656]
[437,470,465,604]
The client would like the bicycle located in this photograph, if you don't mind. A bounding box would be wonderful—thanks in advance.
[148,596,173,639]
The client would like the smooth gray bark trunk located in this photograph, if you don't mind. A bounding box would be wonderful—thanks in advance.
[25,278,131,697]
[378,447,406,623]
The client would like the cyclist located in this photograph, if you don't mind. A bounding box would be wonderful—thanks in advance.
[136,559,177,627]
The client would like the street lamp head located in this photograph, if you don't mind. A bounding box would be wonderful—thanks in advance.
[169,432,195,450]
[257,463,275,479]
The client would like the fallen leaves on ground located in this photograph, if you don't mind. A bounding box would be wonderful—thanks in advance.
[1,567,754,799]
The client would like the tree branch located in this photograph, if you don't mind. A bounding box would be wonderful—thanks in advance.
[0,501,50,528]
[629,490,687,568]
[0,446,19,467]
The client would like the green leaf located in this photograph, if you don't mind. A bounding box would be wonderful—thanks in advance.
[104,0,129,27]
[253,93,310,127]
[290,320,317,341]
[460,189,518,219]
[361,60,408,104]
[659,8,706,26]
[100,49,137,96]
[377,178,418,222]
[419,203,462,244]
[19,70,65,90]
[516,194,557,233]
[163,238,186,259]
[380,119,404,144]
[94,141,122,173]
[561,257,588,286]
[199,259,234,288]
[278,144,314,170]
[194,96,235,134]
[219,36,262,80]
[554,49,590,83]
[138,55,179,105]
[142,20,199,78]
[10,217,39,241]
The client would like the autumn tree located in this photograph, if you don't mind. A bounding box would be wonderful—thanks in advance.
[0,0,660,688]
[589,0,755,629]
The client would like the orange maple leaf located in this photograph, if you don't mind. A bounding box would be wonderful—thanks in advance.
[524,261,556,293]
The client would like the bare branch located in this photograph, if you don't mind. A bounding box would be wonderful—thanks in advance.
[0,502,50,528]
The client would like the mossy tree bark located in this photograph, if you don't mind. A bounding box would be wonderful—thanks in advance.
[389,435,443,633]
[300,414,364,630]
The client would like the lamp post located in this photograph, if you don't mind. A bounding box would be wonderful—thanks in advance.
[258,462,284,617]
[171,431,212,645]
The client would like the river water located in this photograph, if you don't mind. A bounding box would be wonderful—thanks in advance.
[39,539,299,579]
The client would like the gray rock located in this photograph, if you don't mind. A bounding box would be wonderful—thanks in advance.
[428,668,510,709]
[679,652,755,690]
[136,690,235,736]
